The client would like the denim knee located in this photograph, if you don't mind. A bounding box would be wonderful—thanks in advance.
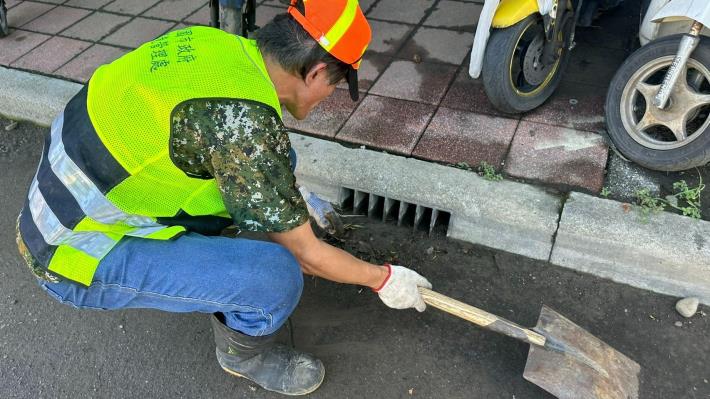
[266,244,304,314]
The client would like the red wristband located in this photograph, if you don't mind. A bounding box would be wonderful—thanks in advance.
[372,264,392,292]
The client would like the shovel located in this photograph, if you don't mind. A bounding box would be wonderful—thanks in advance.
[419,288,640,399]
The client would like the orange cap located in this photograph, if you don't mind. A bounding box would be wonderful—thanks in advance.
[288,0,372,100]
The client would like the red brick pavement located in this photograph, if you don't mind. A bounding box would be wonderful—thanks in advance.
[0,0,634,193]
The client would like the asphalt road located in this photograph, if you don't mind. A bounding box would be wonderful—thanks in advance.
[1,119,709,399]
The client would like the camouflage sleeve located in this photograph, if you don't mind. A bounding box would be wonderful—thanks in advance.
[171,99,309,232]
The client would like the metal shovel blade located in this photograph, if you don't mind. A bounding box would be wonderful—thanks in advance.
[523,306,640,399]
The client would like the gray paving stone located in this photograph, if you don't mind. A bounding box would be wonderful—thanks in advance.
[64,0,115,9]
[504,121,608,193]
[102,17,175,48]
[413,107,518,168]
[282,89,361,138]
[367,0,435,24]
[11,36,91,74]
[423,0,482,31]
[290,133,562,261]
[22,5,91,34]
[441,67,514,117]
[522,80,606,133]
[60,11,131,41]
[338,53,391,91]
[185,4,210,26]
[143,0,204,21]
[368,60,456,104]
[358,0,378,13]
[398,27,470,65]
[255,5,287,27]
[337,95,435,155]
[367,20,414,56]
[6,1,55,27]
[551,192,710,304]
[0,29,51,66]
[103,0,161,15]
[55,44,128,82]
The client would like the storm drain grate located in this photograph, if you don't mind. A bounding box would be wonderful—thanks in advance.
[338,187,450,235]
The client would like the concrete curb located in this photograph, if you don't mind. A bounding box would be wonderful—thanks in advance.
[2,66,709,304]
[551,192,710,304]
[0,67,82,127]
[290,134,562,261]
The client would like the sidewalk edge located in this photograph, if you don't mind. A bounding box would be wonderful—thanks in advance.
[0,67,82,127]
[2,66,707,303]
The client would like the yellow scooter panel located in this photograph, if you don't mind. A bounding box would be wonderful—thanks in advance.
[492,0,539,28]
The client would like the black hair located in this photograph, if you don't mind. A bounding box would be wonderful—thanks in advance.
[254,12,349,85]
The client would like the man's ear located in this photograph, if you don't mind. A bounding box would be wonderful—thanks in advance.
[304,62,329,87]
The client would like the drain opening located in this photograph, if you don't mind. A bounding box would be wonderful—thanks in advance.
[338,187,450,235]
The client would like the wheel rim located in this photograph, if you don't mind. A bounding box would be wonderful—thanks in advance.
[620,56,710,150]
[508,18,563,97]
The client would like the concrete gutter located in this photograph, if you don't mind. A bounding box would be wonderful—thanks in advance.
[290,134,562,261]
[2,65,709,304]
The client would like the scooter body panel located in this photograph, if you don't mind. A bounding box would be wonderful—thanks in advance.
[651,0,710,27]
[492,0,540,28]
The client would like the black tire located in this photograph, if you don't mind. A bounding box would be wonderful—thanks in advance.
[482,15,571,114]
[0,2,9,38]
[605,35,710,171]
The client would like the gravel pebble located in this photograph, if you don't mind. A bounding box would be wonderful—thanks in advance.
[425,247,434,255]
[4,121,18,131]
[676,297,700,318]
[674,321,683,327]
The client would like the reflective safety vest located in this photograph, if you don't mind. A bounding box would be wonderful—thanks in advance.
[18,26,282,286]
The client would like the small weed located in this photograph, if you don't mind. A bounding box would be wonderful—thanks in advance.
[479,161,503,182]
[635,188,665,221]
[668,178,704,219]
[600,187,611,198]
[454,161,474,171]
[634,176,704,220]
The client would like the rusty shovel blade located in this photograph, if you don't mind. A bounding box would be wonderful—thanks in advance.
[523,306,641,399]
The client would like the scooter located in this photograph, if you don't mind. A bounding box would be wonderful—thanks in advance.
[1,0,9,38]
[605,0,710,171]
[208,0,257,36]
[469,0,621,114]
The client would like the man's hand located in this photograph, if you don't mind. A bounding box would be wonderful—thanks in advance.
[298,187,344,236]
[374,264,432,312]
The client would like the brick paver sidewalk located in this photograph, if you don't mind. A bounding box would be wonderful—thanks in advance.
[1,0,639,192]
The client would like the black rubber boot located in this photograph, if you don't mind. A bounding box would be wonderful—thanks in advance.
[210,314,325,396]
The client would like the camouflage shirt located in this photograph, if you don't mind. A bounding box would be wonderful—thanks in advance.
[171,98,308,233]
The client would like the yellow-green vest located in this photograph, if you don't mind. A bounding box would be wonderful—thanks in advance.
[18,26,282,286]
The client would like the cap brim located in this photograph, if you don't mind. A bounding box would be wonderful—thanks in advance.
[346,68,359,101]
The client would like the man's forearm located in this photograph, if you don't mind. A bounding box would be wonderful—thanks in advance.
[300,240,389,289]
[268,223,388,289]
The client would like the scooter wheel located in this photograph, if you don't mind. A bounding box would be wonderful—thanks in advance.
[0,3,9,38]
[605,35,710,171]
[481,15,571,114]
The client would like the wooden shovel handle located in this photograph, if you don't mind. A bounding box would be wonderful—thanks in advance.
[419,287,546,347]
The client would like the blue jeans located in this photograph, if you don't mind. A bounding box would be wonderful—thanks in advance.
[38,233,303,336]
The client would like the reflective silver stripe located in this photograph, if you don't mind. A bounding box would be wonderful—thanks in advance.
[47,113,166,233]
[124,225,167,238]
[28,179,115,258]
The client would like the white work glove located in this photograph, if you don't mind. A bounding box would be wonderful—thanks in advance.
[298,186,344,236]
[374,264,432,312]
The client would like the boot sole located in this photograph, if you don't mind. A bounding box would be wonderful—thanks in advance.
[220,366,325,396]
